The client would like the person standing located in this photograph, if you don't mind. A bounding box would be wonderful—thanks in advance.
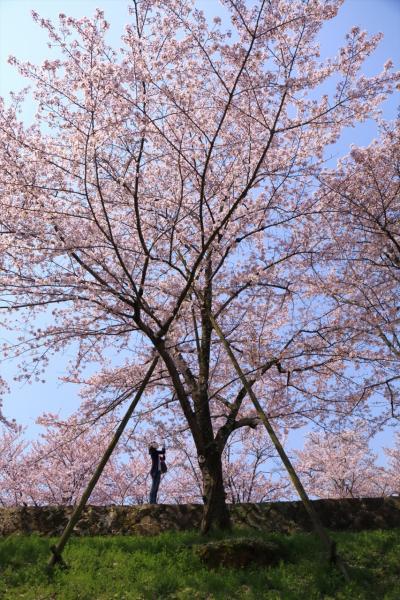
[148,442,165,504]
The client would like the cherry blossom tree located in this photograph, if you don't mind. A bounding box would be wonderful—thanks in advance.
[294,424,389,499]
[0,415,144,506]
[0,424,27,506]
[223,427,289,503]
[0,0,398,532]
[312,119,400,425]
[384,432,400,496]
[23,413,138,506]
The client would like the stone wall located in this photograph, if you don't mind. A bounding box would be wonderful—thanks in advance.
[1,497,399,537]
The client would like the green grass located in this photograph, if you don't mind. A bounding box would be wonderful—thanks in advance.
[0,528,399,599]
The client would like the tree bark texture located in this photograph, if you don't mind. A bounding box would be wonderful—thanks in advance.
[200,446,231,533]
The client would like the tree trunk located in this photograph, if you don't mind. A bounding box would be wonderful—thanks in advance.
[200,448,231,534]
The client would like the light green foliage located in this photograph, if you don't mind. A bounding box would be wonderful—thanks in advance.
[0,529,399,599]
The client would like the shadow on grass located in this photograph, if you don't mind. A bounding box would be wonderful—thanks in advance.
[0,534,50,568]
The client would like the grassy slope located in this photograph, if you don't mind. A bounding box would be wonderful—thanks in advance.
[0,528,399,599]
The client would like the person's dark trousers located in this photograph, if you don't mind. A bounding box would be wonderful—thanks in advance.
[149,471,161,504]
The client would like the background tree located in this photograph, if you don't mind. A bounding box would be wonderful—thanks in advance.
[0,424,27,507]
[23,413,151,506]
[294,424,389,499]
[313,119,400,425]
[384,432,400,496]
[222,427,289,503]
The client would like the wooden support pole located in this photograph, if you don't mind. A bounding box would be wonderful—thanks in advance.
[209,314,350,582]
[47,357,158,568]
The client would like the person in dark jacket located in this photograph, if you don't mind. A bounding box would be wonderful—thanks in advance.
[149,442,165,504]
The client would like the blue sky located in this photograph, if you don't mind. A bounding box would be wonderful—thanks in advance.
[0,0,399,452]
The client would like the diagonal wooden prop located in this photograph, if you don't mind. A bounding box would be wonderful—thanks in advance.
[209,313,350,582]
[47,356,159,568]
